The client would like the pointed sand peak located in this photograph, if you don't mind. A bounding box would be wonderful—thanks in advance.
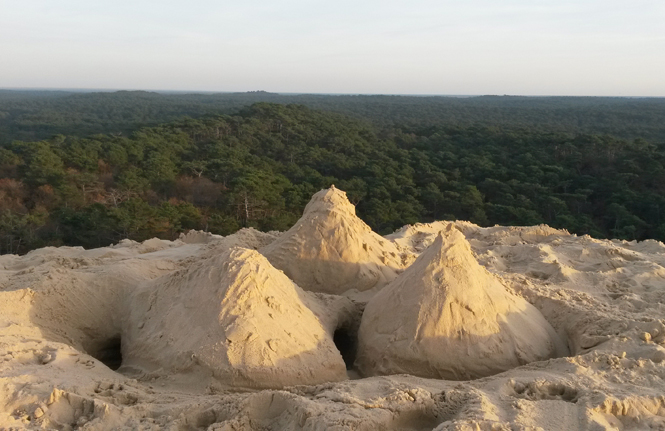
[357,225,568,380]
[429,225,472,264]
[302,185,357,217]
[260,187,408,294]
[123,247,347,388]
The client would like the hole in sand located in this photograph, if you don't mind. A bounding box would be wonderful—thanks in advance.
[91,336,123,370]
[333,327,357,370]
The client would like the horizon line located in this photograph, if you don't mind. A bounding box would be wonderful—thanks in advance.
[1,87,665,99]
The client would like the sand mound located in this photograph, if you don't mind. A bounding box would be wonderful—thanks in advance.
[260,186,410,295]
[357,225,568,379]
[122,247,349,388]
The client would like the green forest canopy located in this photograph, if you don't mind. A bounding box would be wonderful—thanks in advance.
[1,94,664,254]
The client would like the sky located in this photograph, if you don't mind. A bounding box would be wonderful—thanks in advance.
[1,0,664,96]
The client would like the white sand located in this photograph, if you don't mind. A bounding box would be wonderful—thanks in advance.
[1,188,665,430]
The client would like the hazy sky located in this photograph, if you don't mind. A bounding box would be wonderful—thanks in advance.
[1,0,664,96]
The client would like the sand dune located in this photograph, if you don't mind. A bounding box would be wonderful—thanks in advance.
[1,188,665,430]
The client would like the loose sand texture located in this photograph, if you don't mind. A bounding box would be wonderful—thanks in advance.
[0,187,664,430]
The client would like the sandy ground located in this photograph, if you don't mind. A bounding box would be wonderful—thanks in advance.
[1,189,665,430]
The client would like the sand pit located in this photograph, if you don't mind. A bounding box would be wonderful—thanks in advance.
[1,188,665,430]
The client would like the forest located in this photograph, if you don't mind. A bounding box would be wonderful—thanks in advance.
[1,91,664,254]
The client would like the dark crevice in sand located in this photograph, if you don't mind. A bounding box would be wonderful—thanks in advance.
[333,326,357,370]
[91,336,123,370]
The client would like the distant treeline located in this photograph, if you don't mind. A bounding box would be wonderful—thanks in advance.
[1,102,664,254]
[2,90,665,144]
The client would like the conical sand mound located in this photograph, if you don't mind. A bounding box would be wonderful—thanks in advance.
[260,186,409,294]
[356,225,568,380]
[123,247,348,388]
